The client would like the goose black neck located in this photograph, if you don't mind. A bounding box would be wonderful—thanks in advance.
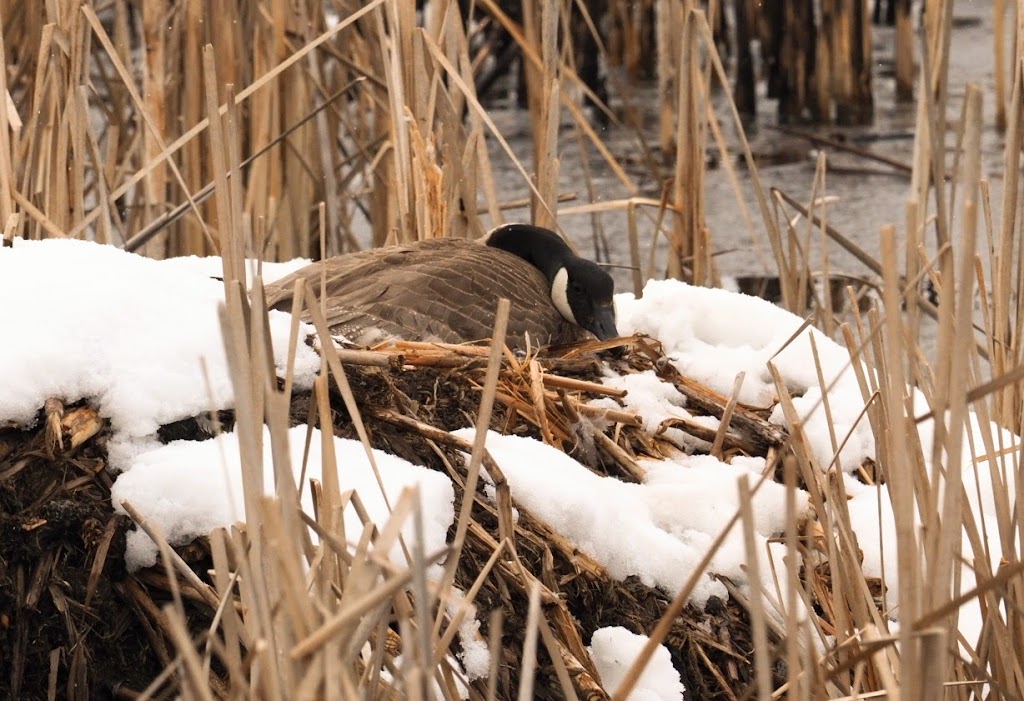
[484,224,573,282]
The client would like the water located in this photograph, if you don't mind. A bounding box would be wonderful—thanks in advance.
[483,0,1008,320]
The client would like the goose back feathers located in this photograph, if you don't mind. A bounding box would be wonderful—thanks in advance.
[263,225,617,348]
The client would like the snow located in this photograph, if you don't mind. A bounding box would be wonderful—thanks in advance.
[590,369,718,451]
[0,238,319,468]
[154,253,310,285]
[615,281,853,407]
[589,627,685,701]
[446,588,491,680]
[614,279,1017,645]
[452,427,806,606]
[844,412,1020,644]
[616,280,874,473]
[111,425,455,571]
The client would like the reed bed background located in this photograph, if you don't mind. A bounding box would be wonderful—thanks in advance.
[1,0,1024,699]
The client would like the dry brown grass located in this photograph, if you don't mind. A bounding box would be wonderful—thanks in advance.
[2,1,1024,700]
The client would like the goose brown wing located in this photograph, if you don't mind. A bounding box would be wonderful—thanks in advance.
[263,239,589,347]
[263,244,415,342]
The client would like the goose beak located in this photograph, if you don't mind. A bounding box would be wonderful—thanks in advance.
[591,304,618,341]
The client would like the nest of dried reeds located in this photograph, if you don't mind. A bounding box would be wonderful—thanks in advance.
[0,332,813,700]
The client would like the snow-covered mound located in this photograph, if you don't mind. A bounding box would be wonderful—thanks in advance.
[615,279,873,472]
[589,627,685,701]
[453,427,804,606]
[0,238,319,465]
[111,425,454,571]
[0,240,1015,657]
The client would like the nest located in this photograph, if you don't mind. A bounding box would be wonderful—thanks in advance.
[0,336,798,700]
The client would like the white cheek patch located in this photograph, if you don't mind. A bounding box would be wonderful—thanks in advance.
[551,267,577,323]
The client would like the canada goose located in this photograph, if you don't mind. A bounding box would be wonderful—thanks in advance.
[263,223,618,348]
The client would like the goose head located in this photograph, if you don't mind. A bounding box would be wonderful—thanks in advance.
[485,224,619,341]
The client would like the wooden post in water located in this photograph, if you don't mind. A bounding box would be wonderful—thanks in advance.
[857,0,874,119]
[994,0,1007,129]
[832,0,873,124]
[762,0,783,101]
[833,0,852,119]
[521,0,541,124]
[778,0,816,122]
[816,0,834,120]
[608,1,624,71]
[709,0,728,59]
[616,0,657,80]
[657,0,677,156]
[895,0,914,100]
[733,0,756,117]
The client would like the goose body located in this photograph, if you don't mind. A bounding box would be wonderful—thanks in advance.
[263,225,617,348]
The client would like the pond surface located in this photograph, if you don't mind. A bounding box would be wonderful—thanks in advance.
[483,0,1007,321]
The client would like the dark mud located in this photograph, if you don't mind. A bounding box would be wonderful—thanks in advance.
[0,412,160,699]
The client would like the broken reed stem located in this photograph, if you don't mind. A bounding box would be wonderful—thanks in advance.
[432,298,512,638]
[531,0,560,231]
[879,222,923,696]
[0,25,14,234]
[670,7,704,282]
[710,371,745,459]
[739,476,771,701]
[924,81,981,632]
[120,501,221,611]
[610,459,782,701]
[516,581,543,701]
